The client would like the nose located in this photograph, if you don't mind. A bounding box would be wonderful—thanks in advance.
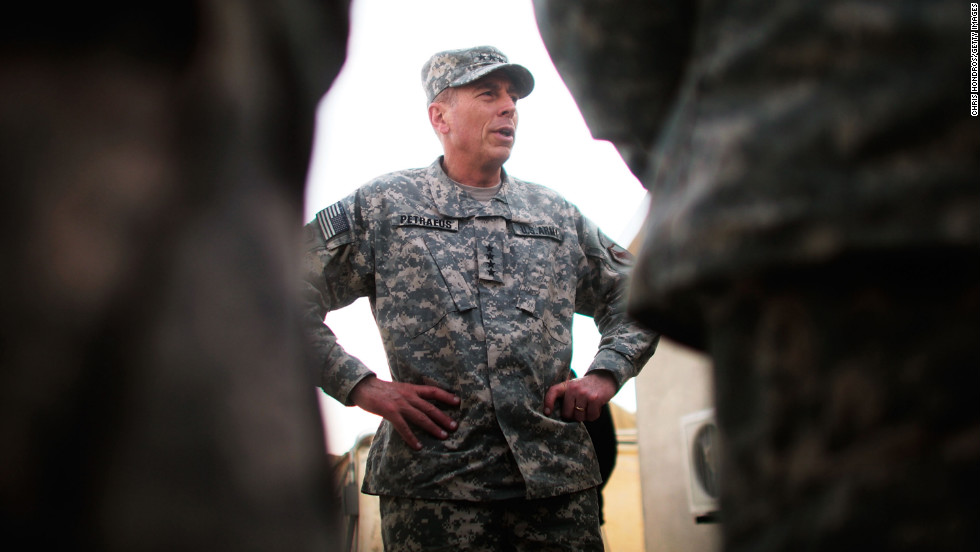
[498,96,516,117]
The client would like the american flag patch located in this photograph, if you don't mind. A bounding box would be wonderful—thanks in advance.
[316,201,351,241]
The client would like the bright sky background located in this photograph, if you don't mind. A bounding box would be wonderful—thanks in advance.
[304,0,651,455]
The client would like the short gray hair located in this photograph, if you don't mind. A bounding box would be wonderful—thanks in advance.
[431,86,458,106]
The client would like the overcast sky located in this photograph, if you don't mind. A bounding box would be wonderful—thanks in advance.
[304,0,651,454]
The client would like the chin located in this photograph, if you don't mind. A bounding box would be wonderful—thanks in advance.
[492,148,513,164]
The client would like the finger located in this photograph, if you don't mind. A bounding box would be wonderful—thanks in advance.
[561,387,579,420]
[389,416,422,451]
[415,385,461,407]
[410,395,458,433]
[543,381,566,415]
[404,407,453,441]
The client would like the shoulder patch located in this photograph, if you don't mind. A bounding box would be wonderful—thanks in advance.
[598,232,634,266]
[316,201,351,242]
[608,243,635,266]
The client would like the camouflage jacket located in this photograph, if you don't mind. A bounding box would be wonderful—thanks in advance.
[301,157,658,500]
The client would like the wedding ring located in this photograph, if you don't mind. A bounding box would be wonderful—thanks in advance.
[574,406,585,412]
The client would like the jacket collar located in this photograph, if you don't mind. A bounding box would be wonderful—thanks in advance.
[424,157,537,223]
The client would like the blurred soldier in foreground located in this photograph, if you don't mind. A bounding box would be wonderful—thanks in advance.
[1,2,349,549]
[535,0,979,550]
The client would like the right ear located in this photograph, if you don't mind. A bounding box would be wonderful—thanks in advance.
[428,103,450,135]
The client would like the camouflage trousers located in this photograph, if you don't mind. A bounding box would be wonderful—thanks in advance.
[378,488,603,551]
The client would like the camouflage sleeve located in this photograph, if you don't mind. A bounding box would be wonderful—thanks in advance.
[574,212,660,389]
[300,195,376,405]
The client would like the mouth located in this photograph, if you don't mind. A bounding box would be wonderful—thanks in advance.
[493,127,515,140]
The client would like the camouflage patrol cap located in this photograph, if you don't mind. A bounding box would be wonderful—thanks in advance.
[421,45,535,104]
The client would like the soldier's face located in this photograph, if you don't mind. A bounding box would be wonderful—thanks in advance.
[443,74,520,170]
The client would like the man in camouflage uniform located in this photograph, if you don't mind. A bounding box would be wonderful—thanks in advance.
[301,45,658,550]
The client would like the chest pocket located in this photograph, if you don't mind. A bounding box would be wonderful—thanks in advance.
[512,223,574,345]
[375,218,475,339]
